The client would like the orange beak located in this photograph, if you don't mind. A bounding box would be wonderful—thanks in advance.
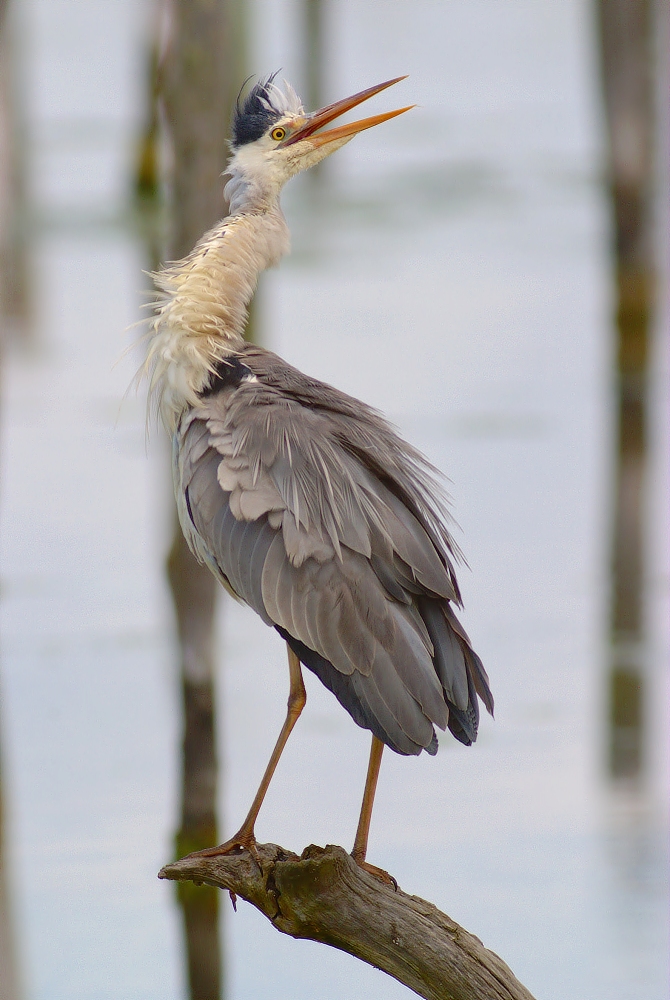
[282,76,413,147]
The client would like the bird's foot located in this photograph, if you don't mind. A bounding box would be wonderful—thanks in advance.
[352,855,398,890]
[185,827,260,866]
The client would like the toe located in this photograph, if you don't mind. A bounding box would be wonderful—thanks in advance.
[355,858,398,890]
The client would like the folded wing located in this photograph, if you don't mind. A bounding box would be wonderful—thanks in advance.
[174,349,493,755]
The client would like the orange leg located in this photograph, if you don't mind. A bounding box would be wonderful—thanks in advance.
[189,644,306,861]
[351,735,395,885]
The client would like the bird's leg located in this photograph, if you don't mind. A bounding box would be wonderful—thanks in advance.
[188,645,306,862]
[350,736,396,887]
[351,735,384,864]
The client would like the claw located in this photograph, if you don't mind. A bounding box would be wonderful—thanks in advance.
[354,857,398,890]
[186,828,260,865]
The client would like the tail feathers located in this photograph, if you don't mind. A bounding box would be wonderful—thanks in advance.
[465,645,495,717]
[275,596,493,754]
[442,602,494,718]
[420,598,494,745]
[446,658,479,745]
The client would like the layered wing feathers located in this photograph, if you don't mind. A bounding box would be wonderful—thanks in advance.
[175,346,493,754]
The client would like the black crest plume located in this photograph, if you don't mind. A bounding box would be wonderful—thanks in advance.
[232,73,283,148]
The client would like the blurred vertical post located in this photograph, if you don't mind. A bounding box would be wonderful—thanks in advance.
[303,0,325,182]
[596,0,656,777]
[0,736,21,1000]
[0,2,24,997]
[0,0,30,345]
[303,0,325,116]
[159,1,246,997]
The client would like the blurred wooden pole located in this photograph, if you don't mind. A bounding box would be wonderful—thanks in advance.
[0,727,21,1000]
[0,2,24,995]
[303,0,326,185]
[303,0,325,115]
[0,0,30,346]
[158,1,247,997]
[595,0,657,777]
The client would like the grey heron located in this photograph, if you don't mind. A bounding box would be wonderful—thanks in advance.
[145,75,493,879]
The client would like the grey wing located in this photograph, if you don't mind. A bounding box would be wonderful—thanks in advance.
[175,373,492,755]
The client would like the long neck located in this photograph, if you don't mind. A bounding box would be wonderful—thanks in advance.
[147,187,289,429]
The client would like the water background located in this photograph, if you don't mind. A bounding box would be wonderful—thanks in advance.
[1,1,668,998]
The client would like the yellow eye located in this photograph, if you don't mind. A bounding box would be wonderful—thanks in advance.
[271,126,286,142]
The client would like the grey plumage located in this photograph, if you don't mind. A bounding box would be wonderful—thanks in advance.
[175,345,493,755]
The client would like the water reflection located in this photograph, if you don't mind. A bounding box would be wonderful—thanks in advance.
[134,23,224,1000]
[0,715,22,1000]
[167,536,222,1000]
[595,0,657,779]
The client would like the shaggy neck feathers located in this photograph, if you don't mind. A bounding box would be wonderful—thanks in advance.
[146,179,290,430]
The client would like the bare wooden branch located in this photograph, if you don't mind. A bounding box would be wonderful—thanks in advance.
[159,843,536,1000]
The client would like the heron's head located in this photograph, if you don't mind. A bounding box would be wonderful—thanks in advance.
[225,74,412,212]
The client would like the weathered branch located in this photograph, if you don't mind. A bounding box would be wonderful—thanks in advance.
[159,842,536,1000]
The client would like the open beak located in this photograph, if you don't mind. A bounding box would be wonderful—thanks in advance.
[282,76,413,148]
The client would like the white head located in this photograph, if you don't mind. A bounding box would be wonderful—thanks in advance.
[144,76,412,428]
[224,74,413,214]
